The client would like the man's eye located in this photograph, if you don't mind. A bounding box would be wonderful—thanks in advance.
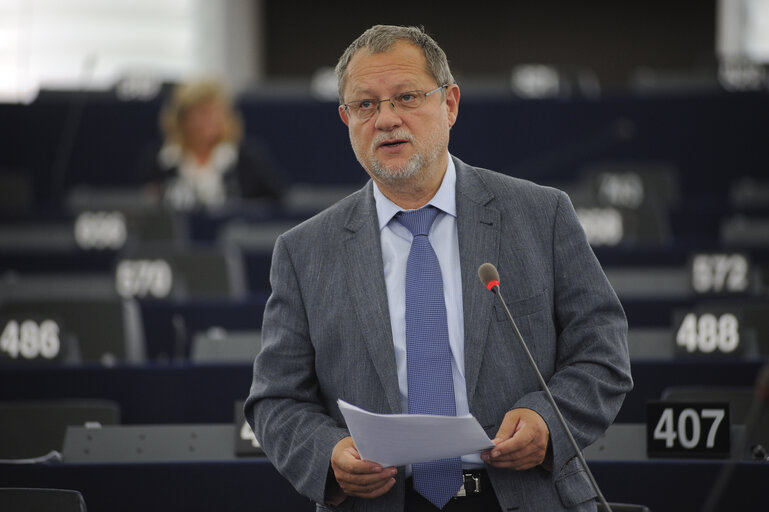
[358,100,376,110]
[399,93,417,103]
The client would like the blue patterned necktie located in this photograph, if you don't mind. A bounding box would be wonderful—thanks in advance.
[396,206,462,510]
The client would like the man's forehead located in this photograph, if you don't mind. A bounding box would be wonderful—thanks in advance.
[344,43,431,96]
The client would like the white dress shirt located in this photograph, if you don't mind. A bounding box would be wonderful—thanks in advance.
[372,155,484,468]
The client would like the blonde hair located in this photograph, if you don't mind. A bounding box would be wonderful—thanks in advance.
[159,80,243,148]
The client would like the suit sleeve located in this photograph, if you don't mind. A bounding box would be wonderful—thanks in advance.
[512,190,633,476]
[244,235,350,504]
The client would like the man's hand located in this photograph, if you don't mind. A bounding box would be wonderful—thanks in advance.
[329,436,396,504]
[481,408,550,470]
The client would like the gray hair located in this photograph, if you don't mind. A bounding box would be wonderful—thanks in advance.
[334,25,455,103]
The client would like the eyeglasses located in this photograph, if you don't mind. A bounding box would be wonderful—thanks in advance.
[342,84,448,121]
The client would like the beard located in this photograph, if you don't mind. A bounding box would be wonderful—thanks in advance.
[351,128,447,184]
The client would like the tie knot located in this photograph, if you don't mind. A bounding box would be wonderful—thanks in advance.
[396,206,439,236]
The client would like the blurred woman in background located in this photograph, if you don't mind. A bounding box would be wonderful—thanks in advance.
[141,80,283,210]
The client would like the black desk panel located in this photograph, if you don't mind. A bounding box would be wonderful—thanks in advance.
[0,364,253,424]
[0,459,314,512]
[0,360,765,426]
[1,458,767,512]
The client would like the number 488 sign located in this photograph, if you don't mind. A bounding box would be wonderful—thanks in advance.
[674,310,743,356]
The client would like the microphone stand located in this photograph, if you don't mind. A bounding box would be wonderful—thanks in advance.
[488,281,612,512]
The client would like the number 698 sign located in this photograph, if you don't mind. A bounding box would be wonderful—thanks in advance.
[646,402,730,458]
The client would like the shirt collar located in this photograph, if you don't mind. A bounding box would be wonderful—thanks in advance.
[373,154,457,231]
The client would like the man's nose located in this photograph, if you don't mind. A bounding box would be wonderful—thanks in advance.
[374,100,402,131]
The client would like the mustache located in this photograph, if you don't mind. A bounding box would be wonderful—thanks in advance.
[372,130,415,149]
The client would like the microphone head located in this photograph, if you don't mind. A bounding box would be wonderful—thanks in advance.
[478,263,500,291]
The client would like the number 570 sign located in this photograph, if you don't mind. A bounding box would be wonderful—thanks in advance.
[646,402,731,458]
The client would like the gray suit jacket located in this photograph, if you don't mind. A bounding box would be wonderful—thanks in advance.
[245,156,632,511]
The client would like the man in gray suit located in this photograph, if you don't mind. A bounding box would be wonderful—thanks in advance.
[245,25,632,511]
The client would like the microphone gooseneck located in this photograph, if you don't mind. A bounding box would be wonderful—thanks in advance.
[477,263,612,512]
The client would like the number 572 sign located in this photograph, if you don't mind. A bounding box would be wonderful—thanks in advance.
[646,402,730,458]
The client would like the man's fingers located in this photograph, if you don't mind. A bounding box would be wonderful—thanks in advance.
[336,465,397,498]
[331,436,398,499]
[341,475,397,498]
[482,408,549,470]
[492,412,520,445]
[335,447,380,474]
[495,424,541,455]
[337,471,396,493]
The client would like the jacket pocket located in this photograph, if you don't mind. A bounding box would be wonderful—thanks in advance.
[494,289,547,322]
[553,456,597,508]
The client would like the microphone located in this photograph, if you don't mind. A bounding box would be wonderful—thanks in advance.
[477,263,613,512]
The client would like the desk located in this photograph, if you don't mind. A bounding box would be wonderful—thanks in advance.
[1,458,767,512]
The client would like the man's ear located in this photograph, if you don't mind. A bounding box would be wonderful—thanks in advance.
[339,105,350,127]
[445,84,460,128]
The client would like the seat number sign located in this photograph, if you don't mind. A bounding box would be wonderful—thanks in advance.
[674,311,743,356]
[647,402,730,458]
[690,253,750,294]
[115,259,173,299]
[0,319,62,361]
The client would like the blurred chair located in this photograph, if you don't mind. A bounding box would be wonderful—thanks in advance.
[584,423,648,461]
[627,328,673,359]
[0,399,120,460]
[0,297,145,365]
[721,215,769,248]
[66,186,160,214]
[283,183,362,216]
[66,186,184,246]
[729,177,769,210]
[0,222,76,252]
[217,218,300,252]
[605,267,689,299]
[583,161,679,211]
[661,386,753,420]
[190,328,261,363]
[0,273,115,301]
[0,170,35,214]
[115,244,245,300]
[571,161,679,248]
[0,488,87,512]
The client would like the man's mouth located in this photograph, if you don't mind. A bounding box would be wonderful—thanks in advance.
[378,138,408,149]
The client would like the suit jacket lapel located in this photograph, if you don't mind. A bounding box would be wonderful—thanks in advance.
[454,157,500,406]
[342,183,402,414]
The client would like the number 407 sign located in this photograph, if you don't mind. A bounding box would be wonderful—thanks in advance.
[646,402,730,458]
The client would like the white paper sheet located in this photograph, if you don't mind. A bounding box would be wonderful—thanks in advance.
[337,399,495,467]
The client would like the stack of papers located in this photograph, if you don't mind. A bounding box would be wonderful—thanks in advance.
[338,399,494,467]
